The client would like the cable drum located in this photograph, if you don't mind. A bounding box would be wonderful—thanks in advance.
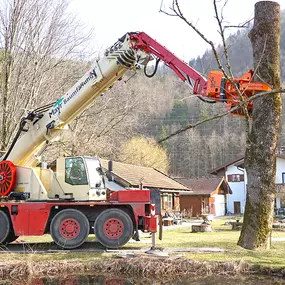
[0,161,17,196]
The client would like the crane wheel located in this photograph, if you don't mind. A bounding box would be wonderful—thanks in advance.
[0,160,17,197]
[50,209,89,249]
[94,208,133,248]
[5,231,18,244]
[0,211,11,243]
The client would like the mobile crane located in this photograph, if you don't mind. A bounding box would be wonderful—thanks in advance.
[0,32,271,249]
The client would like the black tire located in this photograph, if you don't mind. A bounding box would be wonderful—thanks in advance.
[50,209,89,249]
[0,211,10,243]
[94,208,133,248]
[5,231,18,244]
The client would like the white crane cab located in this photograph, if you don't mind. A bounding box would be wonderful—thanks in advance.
[13,157,107,201]
[56,156,107,201]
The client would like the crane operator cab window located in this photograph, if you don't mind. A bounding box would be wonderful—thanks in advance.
[84,158,104,189]
[65,157,88,185]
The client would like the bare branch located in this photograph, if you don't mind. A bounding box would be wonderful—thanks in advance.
[224,17,253,29]
[212,0,251,121]
[159,0,177,16]
[158,88,285,143]
[173,0,213,46]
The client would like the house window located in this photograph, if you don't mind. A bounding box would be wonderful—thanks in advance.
[162,194,173,209]
[282,172,285,184]
[168,194,173,209]
[227,174,244,182]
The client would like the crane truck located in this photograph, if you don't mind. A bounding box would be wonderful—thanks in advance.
[0,32,271,249]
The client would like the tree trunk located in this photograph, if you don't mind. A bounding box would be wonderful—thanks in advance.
[238,1,281,250]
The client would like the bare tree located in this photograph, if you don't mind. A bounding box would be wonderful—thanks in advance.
[0,0,92,152]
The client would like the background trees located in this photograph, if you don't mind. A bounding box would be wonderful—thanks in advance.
[0,0,91,153]
[118,136,169,173]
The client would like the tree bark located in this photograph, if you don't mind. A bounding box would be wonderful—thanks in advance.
[238,1,281,250]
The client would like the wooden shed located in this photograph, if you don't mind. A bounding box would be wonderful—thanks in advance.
[177,177,232,217]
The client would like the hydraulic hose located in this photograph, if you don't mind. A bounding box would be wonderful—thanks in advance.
[2,118,28,161]
[197,96,217,104]
[144,58,161,78]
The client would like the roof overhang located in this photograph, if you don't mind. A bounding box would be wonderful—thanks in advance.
[234,160,245,169]
[160,189,193,193]
[180,193,211,196]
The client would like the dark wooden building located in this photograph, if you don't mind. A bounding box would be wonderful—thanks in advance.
[177,177,232,217]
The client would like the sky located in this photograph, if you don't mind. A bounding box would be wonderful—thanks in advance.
[70,0,284,61]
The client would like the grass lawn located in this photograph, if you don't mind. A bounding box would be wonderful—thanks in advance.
[1,219,285,269]
[151,219,285,268]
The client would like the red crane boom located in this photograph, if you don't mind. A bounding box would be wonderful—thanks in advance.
[129,32,272,116]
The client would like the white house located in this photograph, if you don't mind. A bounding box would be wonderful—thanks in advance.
[274,155,285,212]
[209,154,285,215]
